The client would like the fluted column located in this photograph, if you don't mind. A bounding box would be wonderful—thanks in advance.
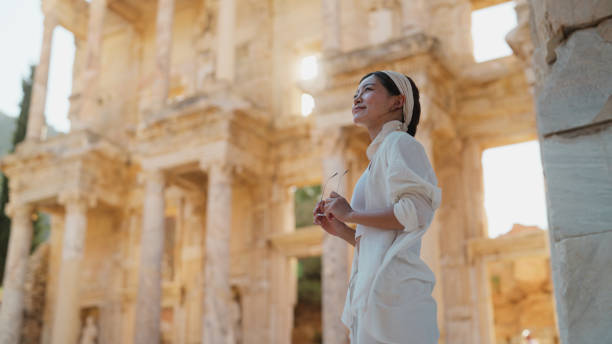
[134,170,166,344]
[51,194,91,344]
[215,0,235,81]
[321,154,350,344]
[321,0,341,54]
[78,0,107,125]
[0,204,34,344]
[151,0,175,111]
[26,15,57,140]
[202,164,235,343]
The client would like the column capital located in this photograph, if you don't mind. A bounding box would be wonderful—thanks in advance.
[138,169,167,185]
[58,191,96,209]
[4,202,34,219]
[200,161,238,183]
[42,12,59,28]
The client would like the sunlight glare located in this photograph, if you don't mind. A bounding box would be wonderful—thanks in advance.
[299,55,318,80]
[301,93,315,117]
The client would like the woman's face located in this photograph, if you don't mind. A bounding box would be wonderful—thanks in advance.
[352,75,401,129]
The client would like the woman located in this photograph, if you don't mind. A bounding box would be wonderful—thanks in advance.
[313,71,442,343]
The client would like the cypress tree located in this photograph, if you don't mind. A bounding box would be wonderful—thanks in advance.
[0,65,36,285]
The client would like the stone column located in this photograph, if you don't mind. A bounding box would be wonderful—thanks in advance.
[78,0,107,124]
[26,15,56,140]
[134,170,166,344]
[0,204,33,344]
[151,0,175,111]
[51,194,90,344]
[321,0,341,54]
[528,1,612,342]
[417,127,446,340]
[321,154,350,344]
[267,183,297,344]
[400,0,426,34]
[202,164,235,343]
[215,0,235,82]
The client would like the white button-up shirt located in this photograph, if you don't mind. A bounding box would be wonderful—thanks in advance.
[341,120,442,343]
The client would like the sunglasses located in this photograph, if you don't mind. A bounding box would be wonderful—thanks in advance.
[320,169,350,203]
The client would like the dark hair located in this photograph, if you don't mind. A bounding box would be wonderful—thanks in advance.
[360,71,421,137]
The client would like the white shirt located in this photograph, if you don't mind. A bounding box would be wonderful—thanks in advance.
[342,120,442,343]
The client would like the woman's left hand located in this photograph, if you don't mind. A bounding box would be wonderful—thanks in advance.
[322,191,354,222]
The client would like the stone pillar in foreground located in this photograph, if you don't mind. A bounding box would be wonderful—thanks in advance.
[202,164,235,343]
[321,0,341,54]
[151,0,175,111]
[321,153,350,344]
[134,170,166,344]
[528,1,612,342]
[51,194,90,344]
[215,0,235,81]
[0,204,34,344]
[26,15,56,140]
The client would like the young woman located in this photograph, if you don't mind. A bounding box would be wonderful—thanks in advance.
[313,71,442,343]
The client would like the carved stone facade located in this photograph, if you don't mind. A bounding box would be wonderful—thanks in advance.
[0,0,608,343]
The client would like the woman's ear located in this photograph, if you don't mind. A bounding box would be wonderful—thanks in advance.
[392,94,405,111]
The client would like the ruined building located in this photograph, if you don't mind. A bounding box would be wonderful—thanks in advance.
[0,0,610,343]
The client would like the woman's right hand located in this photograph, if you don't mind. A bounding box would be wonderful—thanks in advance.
[313,200,348,237]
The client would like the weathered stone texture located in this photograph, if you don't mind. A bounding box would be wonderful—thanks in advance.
[552,231,612,343]
[535,25,612,135]
[529,0,612,342]
[540,126,612,240]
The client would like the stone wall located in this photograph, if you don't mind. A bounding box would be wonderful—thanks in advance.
[20,243,49,344]
[489,254,557,344]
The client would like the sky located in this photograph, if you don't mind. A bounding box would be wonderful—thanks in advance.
[0,1,74,132]
[1,1,544,236]
[482,141,549,237]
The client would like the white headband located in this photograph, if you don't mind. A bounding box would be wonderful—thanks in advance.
[381,70,414,132]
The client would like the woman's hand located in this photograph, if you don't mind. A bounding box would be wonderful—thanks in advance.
[321,191,354,222]
[313,198,349,237]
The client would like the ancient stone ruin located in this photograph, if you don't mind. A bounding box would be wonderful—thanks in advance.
[0,0,610,343]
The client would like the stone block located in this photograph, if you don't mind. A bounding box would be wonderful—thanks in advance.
[536,26,612,135]
[551,231,612,343]
[529,0,612,47]
[540,125,612,240]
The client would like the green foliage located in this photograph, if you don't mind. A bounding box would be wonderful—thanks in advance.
[297,256,322,305]
[294,185,322,229]
[0,113,17,156]
[0,65,50,285]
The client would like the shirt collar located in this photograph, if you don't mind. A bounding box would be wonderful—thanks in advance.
[366,120,403,160]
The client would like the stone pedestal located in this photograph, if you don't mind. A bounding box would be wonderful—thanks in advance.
[151,0,175,111]
[321,154,350,344]
[50,195,90,344]
[202,164,235,343]
[0,204,34,344]
[26,16,56,140]
[134,171,166,344]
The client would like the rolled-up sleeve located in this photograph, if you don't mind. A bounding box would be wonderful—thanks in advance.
[384,133,441,233]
